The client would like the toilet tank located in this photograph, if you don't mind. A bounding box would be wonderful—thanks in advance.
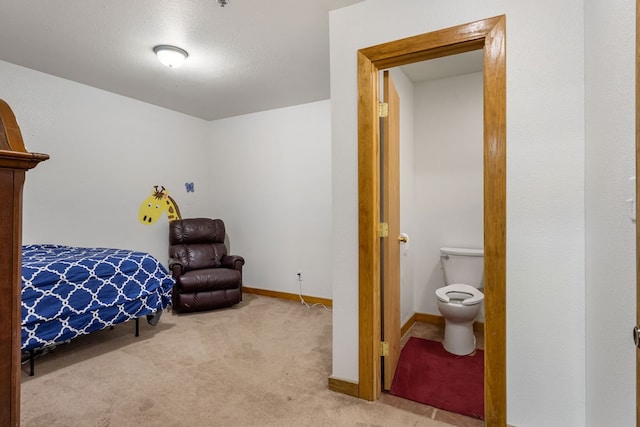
[440,247,484,288]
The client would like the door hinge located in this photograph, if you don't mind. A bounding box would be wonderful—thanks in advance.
[379,102,389,118]
[379,222,389,238]
[380,341,389,357]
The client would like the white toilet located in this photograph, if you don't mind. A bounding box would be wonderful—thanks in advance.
[436,247,484,356]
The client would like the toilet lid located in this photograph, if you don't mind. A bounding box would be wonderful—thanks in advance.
[436,283,484,306]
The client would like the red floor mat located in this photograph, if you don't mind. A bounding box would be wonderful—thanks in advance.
[389,337,484,419]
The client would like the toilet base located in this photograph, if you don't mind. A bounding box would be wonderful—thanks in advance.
[442,320,477,356]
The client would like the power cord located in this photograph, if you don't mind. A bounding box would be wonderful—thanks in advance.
[297,273,331,311]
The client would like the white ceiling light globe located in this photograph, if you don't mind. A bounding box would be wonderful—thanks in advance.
[153,45,188,68]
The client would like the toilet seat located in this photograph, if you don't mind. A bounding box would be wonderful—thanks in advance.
[436,283,484,306]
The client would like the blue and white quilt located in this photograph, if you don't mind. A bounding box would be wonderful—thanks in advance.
[21,244,175,352]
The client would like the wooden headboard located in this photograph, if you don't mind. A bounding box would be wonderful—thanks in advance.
[0,99,48,427]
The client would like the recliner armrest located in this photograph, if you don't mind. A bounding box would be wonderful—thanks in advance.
[168,257,185,277]
[221,255,245,271]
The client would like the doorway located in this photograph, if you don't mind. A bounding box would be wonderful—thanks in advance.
[384,52,485,418]
[356,15,507,425]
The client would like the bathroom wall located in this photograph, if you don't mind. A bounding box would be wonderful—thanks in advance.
[330,1,587,424]
[389,68,417,327]
[584,0,635,425]
[385,68,483,327]
[412,72,484,318]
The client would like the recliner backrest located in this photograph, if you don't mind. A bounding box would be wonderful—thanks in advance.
[169,218,228,272]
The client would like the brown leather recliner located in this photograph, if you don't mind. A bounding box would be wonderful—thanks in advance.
[168,218,244,313]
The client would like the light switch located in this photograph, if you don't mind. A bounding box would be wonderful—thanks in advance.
[628,176,636,223]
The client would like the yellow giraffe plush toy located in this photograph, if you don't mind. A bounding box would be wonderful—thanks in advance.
[138,185,182,225]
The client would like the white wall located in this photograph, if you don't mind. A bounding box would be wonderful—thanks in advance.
[389,68,416,326]
[584,0,636,426]
[207,101,333,299]
[330,1,586,425]
[393,69,484,325]
[412,72,483,318]
[0,62,337,419]
[0,61,334,302]
[0,60,211,264]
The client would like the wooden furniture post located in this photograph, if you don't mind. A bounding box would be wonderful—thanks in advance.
[0,99,48,427]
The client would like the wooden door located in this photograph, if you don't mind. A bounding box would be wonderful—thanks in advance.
[382,70,401,390]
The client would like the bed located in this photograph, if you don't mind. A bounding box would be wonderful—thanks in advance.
[21,244,175,374]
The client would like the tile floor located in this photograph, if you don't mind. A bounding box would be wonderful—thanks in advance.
[381,322,485,427]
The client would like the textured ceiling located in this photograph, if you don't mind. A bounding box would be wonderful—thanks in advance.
[0,0,364,121]
[399,50,483,84]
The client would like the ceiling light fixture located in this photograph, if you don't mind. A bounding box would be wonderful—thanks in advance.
[217,0,228,6]
[153,45,189,68]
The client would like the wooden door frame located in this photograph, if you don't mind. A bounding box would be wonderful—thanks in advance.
[357,16,507,424]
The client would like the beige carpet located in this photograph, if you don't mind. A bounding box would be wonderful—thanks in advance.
[20,294,450,427]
